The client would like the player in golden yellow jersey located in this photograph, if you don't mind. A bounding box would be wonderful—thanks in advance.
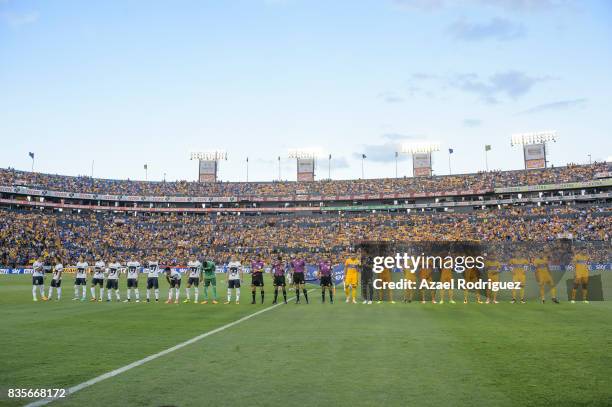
[463,266,482,304]
[485,256,501,304]
[438,265,455,304]
[533,252,559,304]
[344,254,360,304]
[509,253,528,303]
[403,268,417,303]
[571,250,590,303]
[419,267,436,304]
[376,267,395,303]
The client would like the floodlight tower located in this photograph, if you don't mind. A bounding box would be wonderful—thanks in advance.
[511,131,556,169]
[288,148,323,181]
[190,150,228,182]
[401,141,441,177]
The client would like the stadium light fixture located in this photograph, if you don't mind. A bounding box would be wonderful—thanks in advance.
[190,150,228,161]
[510,131,556,146]
[288,148,325,159]
[400,141,441,154]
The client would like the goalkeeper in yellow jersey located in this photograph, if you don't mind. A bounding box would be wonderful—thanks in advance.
[344,253,360,304]
[571,249,590,304]
[533,250,559,304]
[509,251,528,303]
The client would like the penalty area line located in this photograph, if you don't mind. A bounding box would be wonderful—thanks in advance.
[25,290,313,407]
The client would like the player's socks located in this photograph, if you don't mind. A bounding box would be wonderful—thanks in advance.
[185,289,191,301]
[155,289,159,300]
[329,290,333,303]
[57,287,61,300]
[296,289,300,301]
[352,288,357,302]
[100,288,105,300]
[303,289,308,304]
[146,290,150,300]
[127,289,131,301]
[107,291,111,301]
[236,288,240,303]
[227,289,231,303]
[135,290,139,300]
[282,289,287,303]
[39,286,45,297]
[212,286,217,300]
[322,291,325,302]
[32,285,37,300]
[344,286,349,298]
[194,287,199,302]
[251,291,256,304]
[91,287,96,298]
[48,287,54,298]
[175,288,180,302]
[273,290,278,303]
[261,290,264,304]
[116,291,120,301]
[82,286,87,299]
[74,286,79,298]
[582,289,588,301]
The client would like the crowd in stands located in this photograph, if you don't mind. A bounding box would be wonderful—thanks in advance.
[1,205,609,268]
[0,163,607,198]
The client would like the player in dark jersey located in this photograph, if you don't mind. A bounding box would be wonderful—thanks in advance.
[251,255,265,304]
[290,254,308,304]
[318,257,334,303]
[271,255,287,304]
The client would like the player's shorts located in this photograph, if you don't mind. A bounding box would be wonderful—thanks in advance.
[75,277,87,286]
[187,277,200,286]
[273,275,286,287]
[127,278,138,288]
[32,276,44,286]
[535,270,553,285]
[440,269,453,283]
[106,279,118,290]
[170,279,181,288]
[345,270,358,286]
[487,271,500,282]
[204,277,217,287]
[251,274,264,287]
[380,269,392,282]
[320,275,332,287]
[465,269,480,282]
[293,272,305,285]
[574,271,589,284]
[92,278,104,287]
[419,270,432,281]
[147,277,159,289]
[50,279,61,287]
[228,279,241,289]
[512,271,526,283]
[403,271,417,282]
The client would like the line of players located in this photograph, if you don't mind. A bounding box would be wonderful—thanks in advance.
[28,250,592,305]
[29,253,338,305]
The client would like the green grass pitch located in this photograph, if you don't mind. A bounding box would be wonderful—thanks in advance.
[1,274,611,407]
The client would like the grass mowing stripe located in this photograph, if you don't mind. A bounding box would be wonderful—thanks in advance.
[24,289,314,407]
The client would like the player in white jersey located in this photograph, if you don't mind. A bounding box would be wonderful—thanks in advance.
[105,258,121,302]
[90,259,106,301]
[31,258,47,301]
[146,260,160,302]
[165,267,181,304]
[184,260,201,303]
[124,260,141,302]
[73,256,89,301]
[225,256,243,304]
[48,260,63,300]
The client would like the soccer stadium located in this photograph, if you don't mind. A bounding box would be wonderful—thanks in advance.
[1,1,612,407]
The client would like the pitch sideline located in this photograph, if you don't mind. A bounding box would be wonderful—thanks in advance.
[25,289,316,407]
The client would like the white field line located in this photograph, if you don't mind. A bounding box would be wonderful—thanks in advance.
[25,289,316,407]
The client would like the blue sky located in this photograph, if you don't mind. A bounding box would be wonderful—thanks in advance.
[1,0,611,182]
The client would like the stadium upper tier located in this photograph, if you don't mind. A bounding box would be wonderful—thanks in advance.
[0,163,609,200]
